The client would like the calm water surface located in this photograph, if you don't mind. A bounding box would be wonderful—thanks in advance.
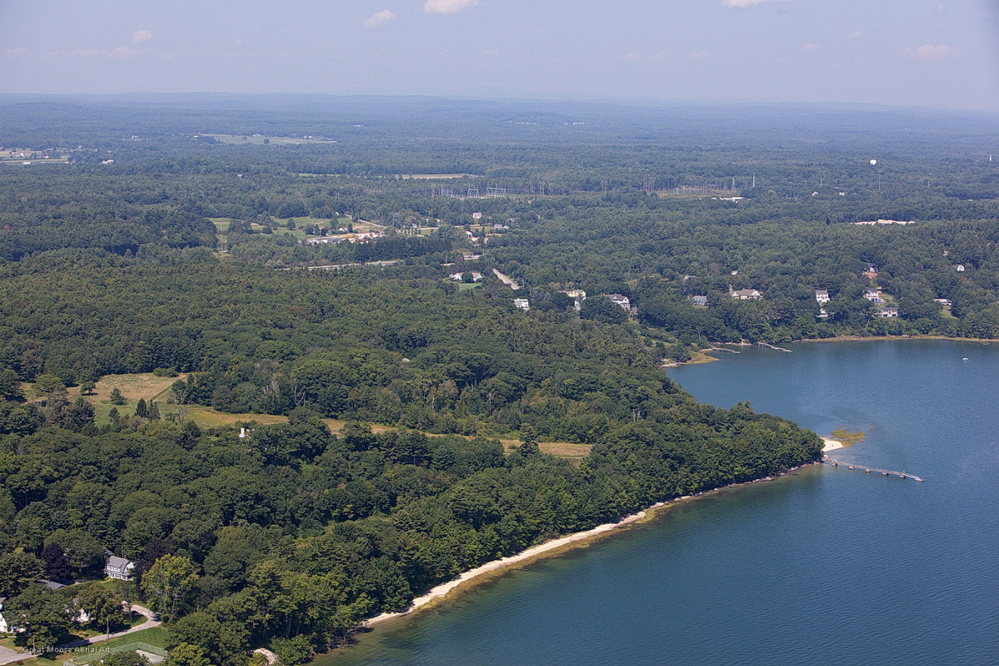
[317,341,999,665]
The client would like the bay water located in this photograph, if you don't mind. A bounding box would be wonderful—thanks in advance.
[317,340,999,665]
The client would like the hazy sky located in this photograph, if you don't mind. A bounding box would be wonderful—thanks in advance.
[2,0,999,110]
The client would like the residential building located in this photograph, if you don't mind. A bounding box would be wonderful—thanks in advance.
[605,294,631,310]
[105,556,135,581]
[559,289,586,312]
[730,289,762,300]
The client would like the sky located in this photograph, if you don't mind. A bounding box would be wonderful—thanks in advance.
[2,0,999,111]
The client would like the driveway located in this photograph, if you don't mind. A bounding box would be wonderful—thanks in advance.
[0,603,162,665]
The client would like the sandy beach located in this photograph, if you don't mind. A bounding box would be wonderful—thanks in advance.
[822,437,844,453]
[364,507,660,627]
[363,462,811,629]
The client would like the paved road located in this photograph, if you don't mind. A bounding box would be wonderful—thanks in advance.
[0,603,161,665]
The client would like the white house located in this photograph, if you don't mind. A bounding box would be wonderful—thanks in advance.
[730,289,762,300]
[815,290,830,304]
[105,556,135,581]
[0,598,8,634]
[689,295,708,307]
[513,299,530,311]
[559,289,586,312]
[864,289,882,303]
[605,294,631,310]
[876,306,899,318]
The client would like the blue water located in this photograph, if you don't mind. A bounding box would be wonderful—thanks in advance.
[317,340,999,665]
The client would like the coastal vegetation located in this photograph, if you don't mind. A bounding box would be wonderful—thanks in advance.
[1,95,997,663]
[830,428,866,447]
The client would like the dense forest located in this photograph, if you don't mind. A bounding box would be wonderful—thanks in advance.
[1,95,997,664]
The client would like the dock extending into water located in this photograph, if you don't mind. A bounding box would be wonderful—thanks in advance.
[755,342,792,352]
[824,458,924,482]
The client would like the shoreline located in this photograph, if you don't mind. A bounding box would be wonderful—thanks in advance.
[361,462,816,630]
[796,334,999,344]
[676,335,997,370]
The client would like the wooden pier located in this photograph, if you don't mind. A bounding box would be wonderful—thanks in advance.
[824,458,924,482]
[755,342,792,353]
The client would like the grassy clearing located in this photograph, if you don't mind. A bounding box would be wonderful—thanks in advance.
[160,405,288,428]
[0,627,169,666]
[66,626,171,664]
[89,373,181,404]
[208,217,231,232]
[400,173,472,179]
[657,188,741,200]
[539,442,593,459]
[201,134,335,145]
[79,373,593,462]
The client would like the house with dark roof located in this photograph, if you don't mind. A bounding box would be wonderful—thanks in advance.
[605,294,631,310]
[105,556,135,581]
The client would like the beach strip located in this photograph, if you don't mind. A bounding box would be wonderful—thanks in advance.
[363,508,657,627]
[822,437,844,453]
[363,458,819,629]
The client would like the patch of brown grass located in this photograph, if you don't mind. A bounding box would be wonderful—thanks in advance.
[88,373,186,405]
[539,442,593,458]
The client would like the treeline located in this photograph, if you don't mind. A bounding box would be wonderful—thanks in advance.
[0,400,820,664]
[2,97,997,663]
[487,210,999,341]
[0,250,687,443]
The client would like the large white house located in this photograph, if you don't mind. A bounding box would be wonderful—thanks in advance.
[730,288,762,300]
[105,556,136,581]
